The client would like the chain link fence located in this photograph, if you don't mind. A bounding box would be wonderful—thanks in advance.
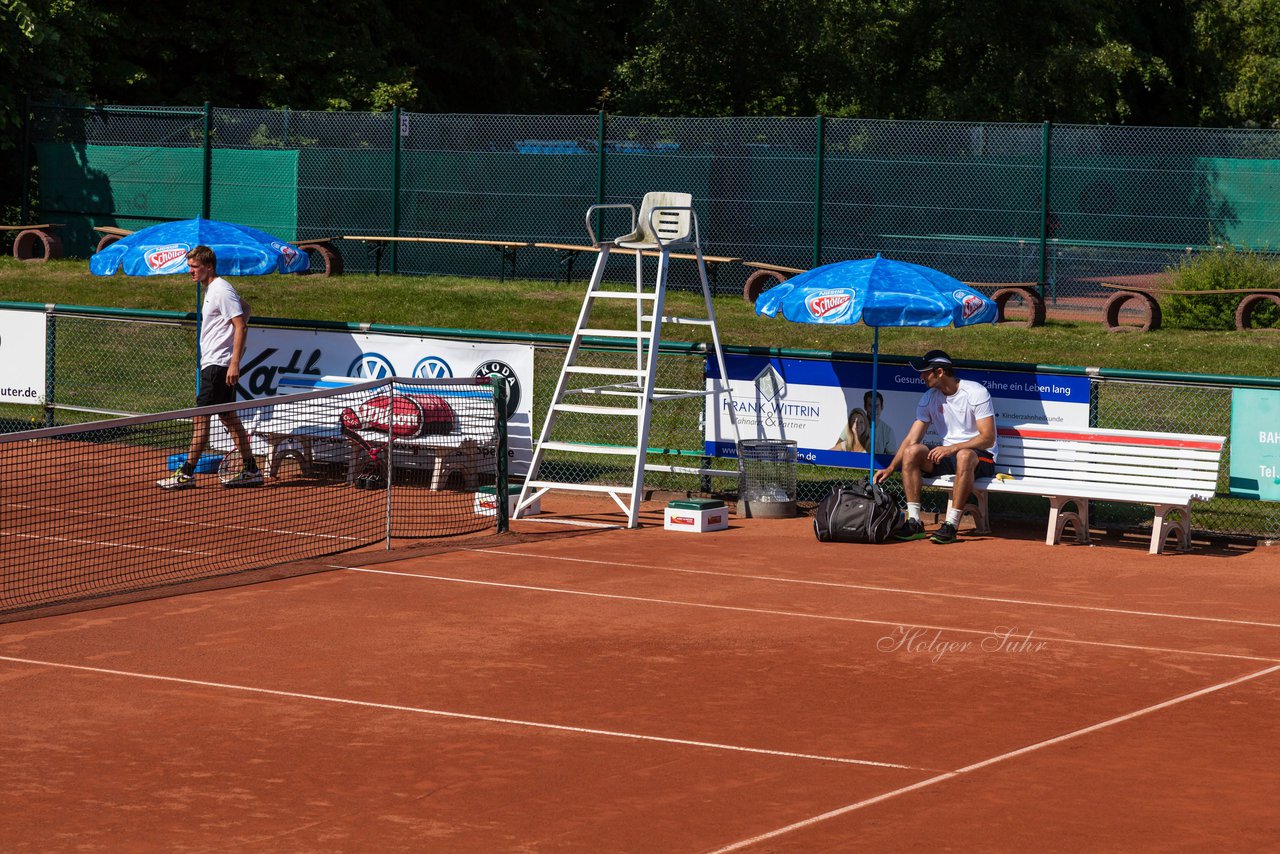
[3,304,1277,543]
[26,105,1280,316]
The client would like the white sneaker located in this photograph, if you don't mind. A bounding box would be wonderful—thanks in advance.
[157,471,196,490]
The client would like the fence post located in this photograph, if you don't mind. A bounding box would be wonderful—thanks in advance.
[813,115,825,268]
[1039,120,1051,303]
[596,110,607,236]
[202,102,212,219]
[44,305,56,428]
[20,96,32,224]
[391,106,402,273]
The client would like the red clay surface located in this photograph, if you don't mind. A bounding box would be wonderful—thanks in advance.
[2,494,1279,851]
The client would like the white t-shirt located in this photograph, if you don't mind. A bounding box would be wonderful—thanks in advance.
[916,378,998,459]
[199,277,248,369]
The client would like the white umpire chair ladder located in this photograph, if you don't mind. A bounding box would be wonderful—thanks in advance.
[516,192,743,528]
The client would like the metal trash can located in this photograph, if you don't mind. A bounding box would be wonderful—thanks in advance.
[736,439,798,518]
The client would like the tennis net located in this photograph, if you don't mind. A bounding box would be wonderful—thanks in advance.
[0,376,507,616]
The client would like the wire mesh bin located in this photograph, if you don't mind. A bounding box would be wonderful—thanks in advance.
[737,439,798,519]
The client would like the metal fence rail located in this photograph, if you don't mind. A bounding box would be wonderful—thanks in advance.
[24,105,1280,311]
[2,302,1277,543]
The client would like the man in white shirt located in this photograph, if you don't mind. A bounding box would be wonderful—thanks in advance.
[874,349,997,543]
[157,245,262,489]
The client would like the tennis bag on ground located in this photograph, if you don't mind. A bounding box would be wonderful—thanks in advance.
[813,480,901,544]
[340,393,455,437]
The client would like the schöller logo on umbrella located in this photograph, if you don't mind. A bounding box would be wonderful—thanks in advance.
[954,290,986,320]
[805,289,854,319]
[146,245,190,272]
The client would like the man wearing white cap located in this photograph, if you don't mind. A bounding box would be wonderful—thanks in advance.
[873,349,997,544]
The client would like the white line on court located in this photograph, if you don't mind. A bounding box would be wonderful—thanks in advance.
[0,654,926,772]
[705,662,1280,852]
[5,501,363,544]
[465,547,1280,631]
[1,531,218,557]
[331,565,1280,665]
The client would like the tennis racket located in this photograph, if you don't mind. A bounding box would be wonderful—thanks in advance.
[218,453,263,486]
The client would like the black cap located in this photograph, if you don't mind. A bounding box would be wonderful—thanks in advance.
[909,349,954,371]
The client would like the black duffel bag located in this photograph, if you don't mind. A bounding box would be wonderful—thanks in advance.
[813,480,901,544]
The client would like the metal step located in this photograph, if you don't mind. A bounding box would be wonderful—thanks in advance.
[540,441,639,456]
[589,290,657,301]
[565,366,646,377]
[553,403,643,416]
[660,316,715,326]
[523,480,636,494]
[577,328,654,339]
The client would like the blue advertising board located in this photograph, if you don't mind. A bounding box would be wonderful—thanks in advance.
[705,355,1091,469]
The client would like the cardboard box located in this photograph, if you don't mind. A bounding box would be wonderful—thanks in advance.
[475,485,539,517]
[663,498,729,533]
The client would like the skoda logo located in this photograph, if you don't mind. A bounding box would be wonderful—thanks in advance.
[473,360,520,417]
[348,353,396,379]
[413,356,454,379]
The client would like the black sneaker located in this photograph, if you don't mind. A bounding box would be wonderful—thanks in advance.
[930,522,958,544]
[894,518,929,541]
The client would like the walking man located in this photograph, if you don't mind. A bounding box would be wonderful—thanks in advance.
[874,349,997,543]
[157,245,262,489]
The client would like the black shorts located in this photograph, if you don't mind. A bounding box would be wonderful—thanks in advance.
[930,449,996,478]
[196,365,236,406]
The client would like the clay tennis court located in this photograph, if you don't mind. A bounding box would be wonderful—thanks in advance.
[2,495,1278,851]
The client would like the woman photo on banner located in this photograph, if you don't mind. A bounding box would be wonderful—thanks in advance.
[832,390,896,455]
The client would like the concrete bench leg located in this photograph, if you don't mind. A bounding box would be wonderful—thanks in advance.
[1047,496,1090,545]
[1150,504,1190,555]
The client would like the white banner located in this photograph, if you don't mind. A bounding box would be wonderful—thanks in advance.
[233,328,535,474]
[0,310,47,405]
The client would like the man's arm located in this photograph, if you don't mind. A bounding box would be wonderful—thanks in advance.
[226,314,248,386]
[926,415,996,463]
[874,419,929,483]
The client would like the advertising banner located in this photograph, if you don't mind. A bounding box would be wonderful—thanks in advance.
[705,355,1091,469]
[0,310,47,405]
[1229,388,1280,501]
[234,328,535,474]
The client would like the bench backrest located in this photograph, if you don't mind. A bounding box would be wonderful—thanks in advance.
[996,424,1225,498]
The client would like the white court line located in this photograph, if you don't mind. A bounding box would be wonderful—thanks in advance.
[5,501,363,544]
[707,661,1280,853]
[1,531,217,557]
[331,565,1280,664]
[0,655,925,772]
[465,548,1280,631]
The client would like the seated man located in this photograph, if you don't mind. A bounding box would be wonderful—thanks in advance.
[873,349,997,544]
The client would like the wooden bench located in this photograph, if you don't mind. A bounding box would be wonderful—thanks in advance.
[536,242,741,287]
[240,376,498,490]
[92,226,134,253]
[1096,278,1280,332]
[3,224,64,262]
[919,424,1226,554]
[344,235,531,282]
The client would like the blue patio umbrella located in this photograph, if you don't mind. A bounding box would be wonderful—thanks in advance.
[90,217,309,392]
[755,254,997,476]
[89,217,309,277]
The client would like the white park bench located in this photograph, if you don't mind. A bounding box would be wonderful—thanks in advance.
[920,424,1227,554]
[236,376,497,489]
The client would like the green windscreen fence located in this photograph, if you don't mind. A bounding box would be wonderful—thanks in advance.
[35,143,300,253]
